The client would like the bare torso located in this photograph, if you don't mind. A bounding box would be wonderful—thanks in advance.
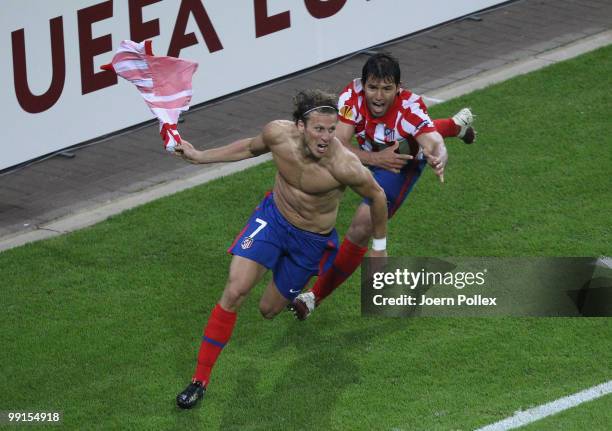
[268,121,349,234]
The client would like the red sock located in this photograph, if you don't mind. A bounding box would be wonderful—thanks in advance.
[433,118,459,137]
[193,303,237,385]
[311,238,368,305]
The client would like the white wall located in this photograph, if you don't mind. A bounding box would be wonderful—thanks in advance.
[0,0,504,170]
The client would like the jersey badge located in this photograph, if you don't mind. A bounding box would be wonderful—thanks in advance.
[339,105,353,121]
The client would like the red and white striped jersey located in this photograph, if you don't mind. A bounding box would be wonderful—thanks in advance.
[337,78,436,156]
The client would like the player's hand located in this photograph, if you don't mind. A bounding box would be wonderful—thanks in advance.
[423,143,448,183]
[174,139,200,164]
[371,141,413,173]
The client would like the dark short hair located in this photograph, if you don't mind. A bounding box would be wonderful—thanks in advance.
[292,89,338,124]
[361,52,400,85]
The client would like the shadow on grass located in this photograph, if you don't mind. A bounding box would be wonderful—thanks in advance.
[219,316,409,430]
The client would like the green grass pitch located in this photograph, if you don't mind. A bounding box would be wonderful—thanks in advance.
[1,46,610,430]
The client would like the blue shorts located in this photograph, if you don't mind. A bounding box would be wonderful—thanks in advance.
[363,158,427,218]
[228,193,339,300]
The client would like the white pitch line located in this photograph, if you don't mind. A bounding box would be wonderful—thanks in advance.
[475,380,612,431]
[422,95,446,105]
[596,256,612,269]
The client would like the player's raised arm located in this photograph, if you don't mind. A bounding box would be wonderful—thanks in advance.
[175,122,280,164]
[416,131,448,183]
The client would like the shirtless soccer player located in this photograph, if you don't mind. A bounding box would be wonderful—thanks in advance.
[174,90,446,409]
[291,53,476,320]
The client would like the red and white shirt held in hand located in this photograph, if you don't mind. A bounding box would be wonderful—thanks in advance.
[337,78,436,157]
[101,40,198,152]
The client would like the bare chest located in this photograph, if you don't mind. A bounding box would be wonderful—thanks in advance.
[273,153,341,195]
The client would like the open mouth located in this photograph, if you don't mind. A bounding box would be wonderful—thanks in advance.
[371,101,386,114]
[316,143,328,153]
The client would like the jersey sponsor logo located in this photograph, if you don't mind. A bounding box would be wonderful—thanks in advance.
[339,105,353,121]
[289,288,301,294]
[241,236,254,249]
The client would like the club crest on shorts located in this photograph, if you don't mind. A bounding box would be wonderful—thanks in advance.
[241,236,254,249]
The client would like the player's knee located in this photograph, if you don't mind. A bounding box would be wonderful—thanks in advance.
[346,222,371,246]
[346,206,374,246]
[258,303,280,320]
[221,284,247,309]
[259,308,277,320]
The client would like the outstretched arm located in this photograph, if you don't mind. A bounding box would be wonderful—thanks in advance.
[175,133,268,164]
[175,121,286,164]
[416,131,448,183]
